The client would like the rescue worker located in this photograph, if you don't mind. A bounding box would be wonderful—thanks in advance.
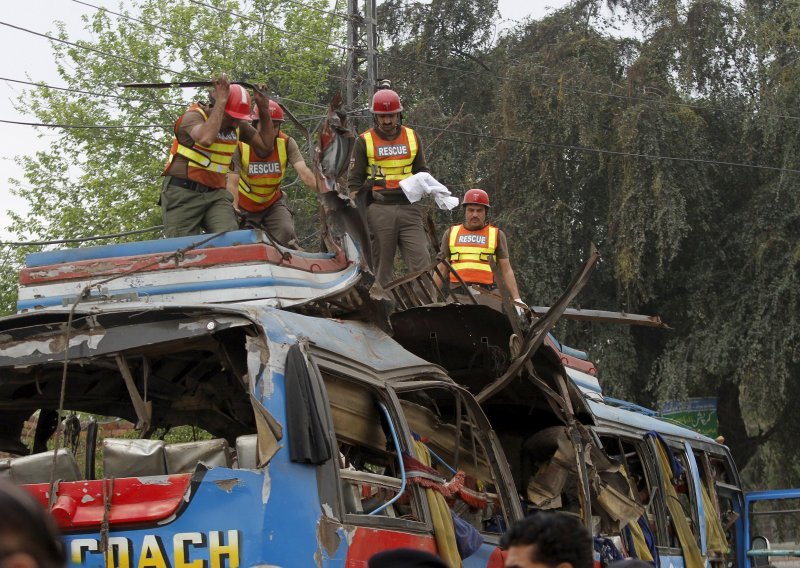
[227,100,320,249]
[160,74,275,238]
[435,189,524,305]
[347,87,431,286]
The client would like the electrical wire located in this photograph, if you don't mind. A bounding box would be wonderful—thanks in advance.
[249,0,349,21]
[188,0,349,52]
[406,122,800,175]
[0,76,185,107]
[0,20,203,81]
[1,226,165,247]
[0,119,168,129]
[378,50,800,123]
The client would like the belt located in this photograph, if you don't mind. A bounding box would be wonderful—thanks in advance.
[169,177,215,193]
[371,189,410,205]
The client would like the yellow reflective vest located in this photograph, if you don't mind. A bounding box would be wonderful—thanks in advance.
[237,133,288,212]
[448,224,499,285]
[164,103,239,189]
[362,126,417,190]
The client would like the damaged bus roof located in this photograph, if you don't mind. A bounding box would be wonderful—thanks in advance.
[0,302,448,380]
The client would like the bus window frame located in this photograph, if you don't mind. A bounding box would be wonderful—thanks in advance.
[392,379,524,542]
[308,359,432,534]
[598,432,668,546]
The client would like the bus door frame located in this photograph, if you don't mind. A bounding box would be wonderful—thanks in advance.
[741,488,800,568]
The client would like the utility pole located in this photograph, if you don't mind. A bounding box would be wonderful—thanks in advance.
[365,0,378,103]
[345,0,379,131]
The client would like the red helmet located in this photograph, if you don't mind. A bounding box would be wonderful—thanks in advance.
[371,89,403,114]
[268,100,285,122]
[463,188,490,208]
[248,100,285,123]
[224,84,252,120]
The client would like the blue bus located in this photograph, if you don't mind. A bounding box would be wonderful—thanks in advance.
[1,226,796,567]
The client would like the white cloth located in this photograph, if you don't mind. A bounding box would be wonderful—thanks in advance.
[399,172,460,210]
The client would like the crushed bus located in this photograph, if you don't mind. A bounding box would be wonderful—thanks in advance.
[0,201,796,567]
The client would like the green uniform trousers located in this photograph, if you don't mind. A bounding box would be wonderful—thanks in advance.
[160,177,239,238]
[367,201,431,286]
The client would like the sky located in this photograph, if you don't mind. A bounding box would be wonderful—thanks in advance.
[0,0,568,238]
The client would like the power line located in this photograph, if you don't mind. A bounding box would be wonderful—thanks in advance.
[71,0,348,87]
[0,76,185,107]
[1,226,165,247]
[378,52,800,124]
[407,122,800,175]
[0,119,168,129]
[250,0,349,21]
[188,0,349,52]
[0,20,202,81]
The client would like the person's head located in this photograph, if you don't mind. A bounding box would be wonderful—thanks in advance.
[0,481,66,568]
[371,89,403,136]
[221,84,252,129]
[462,188,490,230]
[368,548,448,568]
[501,512,593,568]
[249,100,285,136]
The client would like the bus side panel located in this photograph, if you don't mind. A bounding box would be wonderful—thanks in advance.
[343,528,436,565]
[64,468,284,567]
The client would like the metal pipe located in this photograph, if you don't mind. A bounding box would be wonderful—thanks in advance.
[368,402,407,516]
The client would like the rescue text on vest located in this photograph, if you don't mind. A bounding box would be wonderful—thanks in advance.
[457,234,488,245]
[376,144,409,157]
[248,161,282,175]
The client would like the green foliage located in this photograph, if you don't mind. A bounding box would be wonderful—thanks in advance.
[4,0,800,490]
[1,0,341,313]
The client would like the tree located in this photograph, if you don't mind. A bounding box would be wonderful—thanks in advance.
[2,0,343,313]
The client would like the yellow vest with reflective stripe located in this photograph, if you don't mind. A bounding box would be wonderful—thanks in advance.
[165,103,239,189]
[448,224,498,285]
[363,126,417,190]
[237,134,288,212]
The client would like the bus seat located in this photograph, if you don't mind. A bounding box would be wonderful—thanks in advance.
[5,449,81,484]
[165,439,231,473]
[235,434,258,469]
[103,439,166,478]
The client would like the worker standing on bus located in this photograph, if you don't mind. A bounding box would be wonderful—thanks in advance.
[434,189,525,311]
[227,100,320,249]
[347,84,431,286]
[160,74,275,237]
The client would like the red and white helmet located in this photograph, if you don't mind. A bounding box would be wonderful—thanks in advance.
[268,99,285,122]
[463,188,490,209]
[224,84,252,119]
[249,100,285,123]
[371,89,403,114]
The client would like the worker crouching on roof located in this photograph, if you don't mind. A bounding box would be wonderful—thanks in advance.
[435,189,527,314]
[347,86,431,286]
[160,74,275,238]
[226,100,321,249]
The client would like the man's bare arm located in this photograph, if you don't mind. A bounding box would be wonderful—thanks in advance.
[189,75,230,146]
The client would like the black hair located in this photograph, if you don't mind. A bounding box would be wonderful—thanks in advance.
[0,480,66,568]
[501,512,593,568]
